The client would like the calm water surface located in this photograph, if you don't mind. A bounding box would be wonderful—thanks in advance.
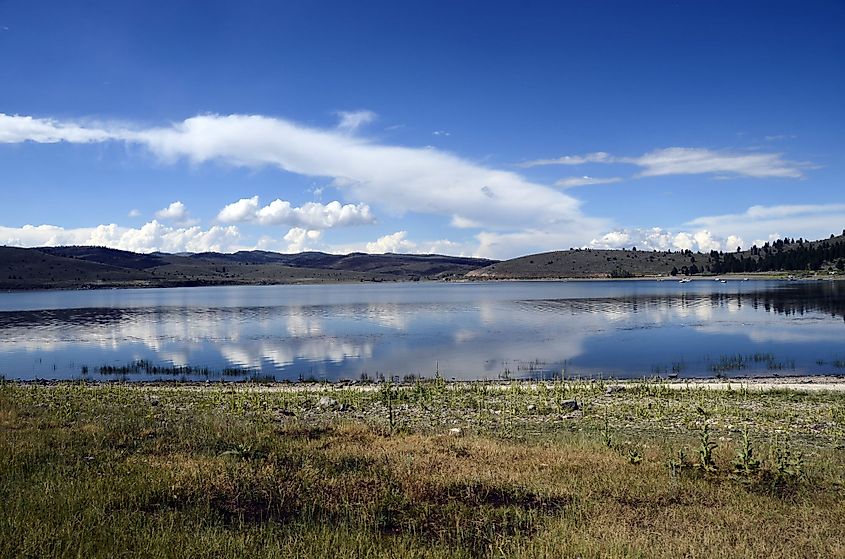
[1,280,843,381]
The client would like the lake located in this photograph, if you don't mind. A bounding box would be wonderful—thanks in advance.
[0,280,843,381]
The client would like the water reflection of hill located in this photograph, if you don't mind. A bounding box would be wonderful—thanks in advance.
[754,283,845,320]
[521,282,845,321]
[0,307,135,330]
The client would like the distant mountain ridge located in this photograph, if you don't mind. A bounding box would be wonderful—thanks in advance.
[0,246,496,290]
[2,231,844,290]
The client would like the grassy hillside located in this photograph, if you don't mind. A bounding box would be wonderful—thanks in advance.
[0,247,153,290]
[0,246,495,290]
[468,232,845,280]
[189,250,493,278]
[467,248,706,279]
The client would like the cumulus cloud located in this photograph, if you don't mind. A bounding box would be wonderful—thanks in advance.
[217,196,260,223]
[257,199,374,228]
[0,112,608,258]
[283,227,322,252]
[691,230,721,252]
[360,231,467,255]
[335,110,376,132]
[0,221,241,253]
[154,201,197,225]
[589,203,845,253]
[521,147,811,179]
[217,196,375,229]
[128,209,142,218]
[590,228,728,252]
[365,231,416,254]
[725,235,745,252]
[555,176,622,188]
[589,228,676,251]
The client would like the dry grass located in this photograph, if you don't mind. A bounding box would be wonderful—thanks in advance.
[1,382,844,558]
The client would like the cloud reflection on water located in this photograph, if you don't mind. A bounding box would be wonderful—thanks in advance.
[0,281,842,380]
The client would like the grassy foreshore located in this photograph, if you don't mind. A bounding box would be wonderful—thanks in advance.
[2,379,845,558]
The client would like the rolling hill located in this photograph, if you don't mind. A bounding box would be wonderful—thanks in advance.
[467,232,845,280]
[2,231,844,290]
[0,246,496,290]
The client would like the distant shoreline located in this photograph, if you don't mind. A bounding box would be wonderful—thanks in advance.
[3,272,842,293]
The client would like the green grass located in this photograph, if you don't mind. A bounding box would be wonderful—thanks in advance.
[2,380,845,558]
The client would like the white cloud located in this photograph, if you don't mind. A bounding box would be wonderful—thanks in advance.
[0,113,117,143]
[422,239,467,255]
[725,235,745,252]
[555,176,622,188]
[335,110,376,132]
[258,199,374,228]
[752,234,785,248]
[450,216,484,228]
[0,112,609,258]
[217,196,260,222]
[589,203,845,253]
[128,209,141,218]
[692,230,721,253]
[671,232,694,251]
[630,147,808,179]
[740,204,845,220]
[283,227,322,252]
[687,204,845,242]
[1,112,833,260]
[521,147,811,179]
[0,221,241,253]
[365,231,415,254]
[519,152,611,168]
[589,228,676,251]
[155,201,198,226]
[358,231,468,255]
[590,227,726,252]
[217,196,375,229]
[128,114,599,239]
[433,130,451,136]
[764,134,796,141]
[156,200,188,223]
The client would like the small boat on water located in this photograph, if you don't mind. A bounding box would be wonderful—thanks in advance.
[679,278,691,283]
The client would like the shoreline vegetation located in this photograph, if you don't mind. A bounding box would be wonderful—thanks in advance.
[2,378,844,557]
[2,273,843,295]
[1,268,842,294]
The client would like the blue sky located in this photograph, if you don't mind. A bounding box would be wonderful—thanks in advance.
[0,0,843,258]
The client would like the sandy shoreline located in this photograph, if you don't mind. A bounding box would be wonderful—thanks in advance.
[11,374,845,393]
[649,375,845,392]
